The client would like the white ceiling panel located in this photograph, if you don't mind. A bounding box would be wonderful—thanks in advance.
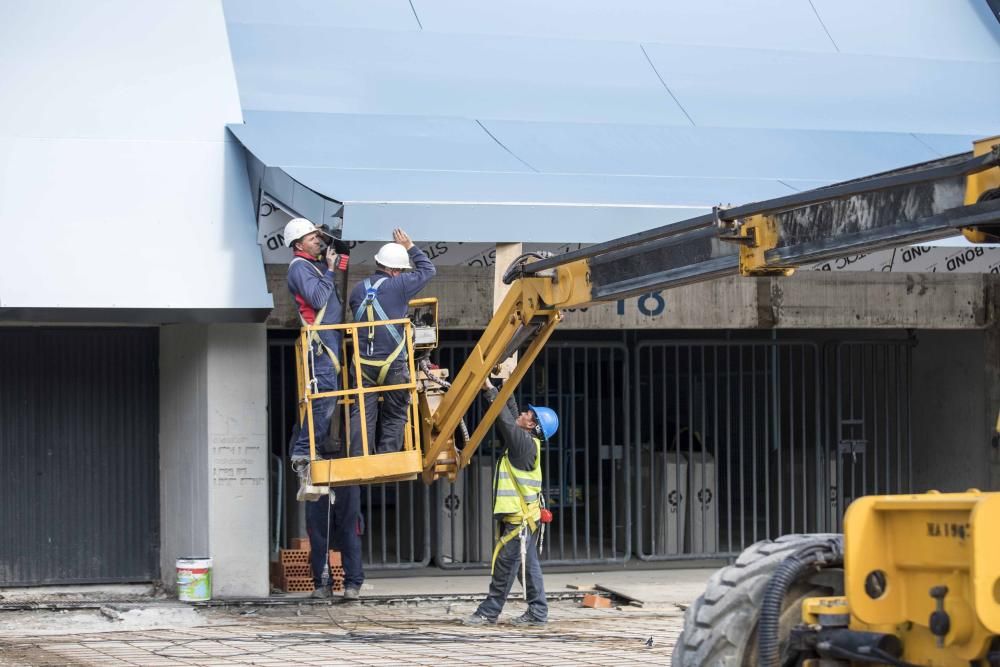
[642,42,1000,134]
[0,1,271,317]
[481,121,957,181]
[223,1,998,246]
[275,165,814,242]
[413,0,832,52]
[233,111,533,172]
[222,0,418,30]
[226,24,690,125]
[812,0,1000,61]
[1,0,241,141]
[0,137,271,311]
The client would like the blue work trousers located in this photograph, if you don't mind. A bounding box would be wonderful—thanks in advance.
[348,360,410,456]
[305,486,365,590]
[475,521,547,622]
[291,345,339,459]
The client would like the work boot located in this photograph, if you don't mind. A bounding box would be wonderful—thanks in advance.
[461,613,495,626]
[342,586,360,601]
[508,613,546,627]
[310,587,332,599]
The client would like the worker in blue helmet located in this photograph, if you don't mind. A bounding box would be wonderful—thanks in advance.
[464,378,559,627]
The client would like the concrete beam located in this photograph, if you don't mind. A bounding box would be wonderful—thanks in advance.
[771,272,990,329]
[264,264,994,331]
[265,264,493,330]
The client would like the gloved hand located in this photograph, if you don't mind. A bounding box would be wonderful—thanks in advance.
[481,378,500,403]
[326,247,349,271]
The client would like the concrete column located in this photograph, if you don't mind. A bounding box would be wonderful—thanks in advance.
[492,243,523,379]
[160,323,270,598]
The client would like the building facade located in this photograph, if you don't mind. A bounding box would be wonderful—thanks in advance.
[1,0,998,594]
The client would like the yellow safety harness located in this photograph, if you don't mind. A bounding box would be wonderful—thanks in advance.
[490,439,542,575]
[291,258,341,376]
[354,276,407,384]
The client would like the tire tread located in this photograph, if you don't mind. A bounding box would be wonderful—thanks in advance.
[671,534,841,666]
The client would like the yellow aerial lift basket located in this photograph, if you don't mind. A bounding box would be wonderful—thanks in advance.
[293,299,439,487]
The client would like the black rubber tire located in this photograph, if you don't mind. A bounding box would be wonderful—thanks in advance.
[671,533,843,667]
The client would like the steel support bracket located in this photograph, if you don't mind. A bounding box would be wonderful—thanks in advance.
[735,214,796,277]
[960,136,1000,243]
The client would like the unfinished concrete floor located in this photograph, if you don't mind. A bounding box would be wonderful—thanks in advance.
[0,569,714,666]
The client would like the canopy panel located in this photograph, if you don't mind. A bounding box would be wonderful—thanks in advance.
[223,0,998,244]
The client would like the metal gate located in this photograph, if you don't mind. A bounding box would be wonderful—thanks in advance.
[269,333,913,567]
[267,336,430,570]
[825,340,913,530]
[0,328,159,585]
[633,338,913,561]
[433,341,630,567]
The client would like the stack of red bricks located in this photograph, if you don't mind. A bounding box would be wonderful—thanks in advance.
[328,549,345,592]
[270,538,344,593]
[273,538,313,593]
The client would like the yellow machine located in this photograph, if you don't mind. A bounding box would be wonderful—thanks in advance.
[670,489,1000,666]
[294,137,1000,664]
[835,491,998,664]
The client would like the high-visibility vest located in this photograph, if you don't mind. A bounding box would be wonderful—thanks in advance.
[493,438,543,523]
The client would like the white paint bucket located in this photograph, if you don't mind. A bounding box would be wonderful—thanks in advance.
[176,557,213,602]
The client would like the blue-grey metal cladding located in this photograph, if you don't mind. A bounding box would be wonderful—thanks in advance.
[0,327,159,585]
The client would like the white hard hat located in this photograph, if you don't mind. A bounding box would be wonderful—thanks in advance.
[283,217,326,247]
[374,242,411,269]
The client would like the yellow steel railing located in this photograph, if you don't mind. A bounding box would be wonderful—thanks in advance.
[294,317,424,487]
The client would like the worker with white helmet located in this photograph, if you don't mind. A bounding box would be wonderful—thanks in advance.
[284,217,349,472]
[348,228,436,455]
[283,217,366,600]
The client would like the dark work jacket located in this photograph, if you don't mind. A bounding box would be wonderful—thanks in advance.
[348,245,435,359]
[288,251,343,354]
[484,386,537,471]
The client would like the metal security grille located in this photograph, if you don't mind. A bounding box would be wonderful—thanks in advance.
[429,341,496,568]
[634,341,824,561]
[266,336,430,570]
[267,338,297,557]
[362,482,430,569]
[0,328,159,585]
[269,333,913,568]
[633,338,913,561]
[825,341,913,530]
[434,341,630,567]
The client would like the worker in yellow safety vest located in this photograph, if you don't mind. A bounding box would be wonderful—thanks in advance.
[464,379,559,627]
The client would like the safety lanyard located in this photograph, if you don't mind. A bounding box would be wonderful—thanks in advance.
[292,258,341,375]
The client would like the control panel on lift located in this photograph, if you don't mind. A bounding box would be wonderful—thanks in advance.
[408,297,439,350]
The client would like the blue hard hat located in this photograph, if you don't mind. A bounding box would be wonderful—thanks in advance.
[527,404,559,441]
